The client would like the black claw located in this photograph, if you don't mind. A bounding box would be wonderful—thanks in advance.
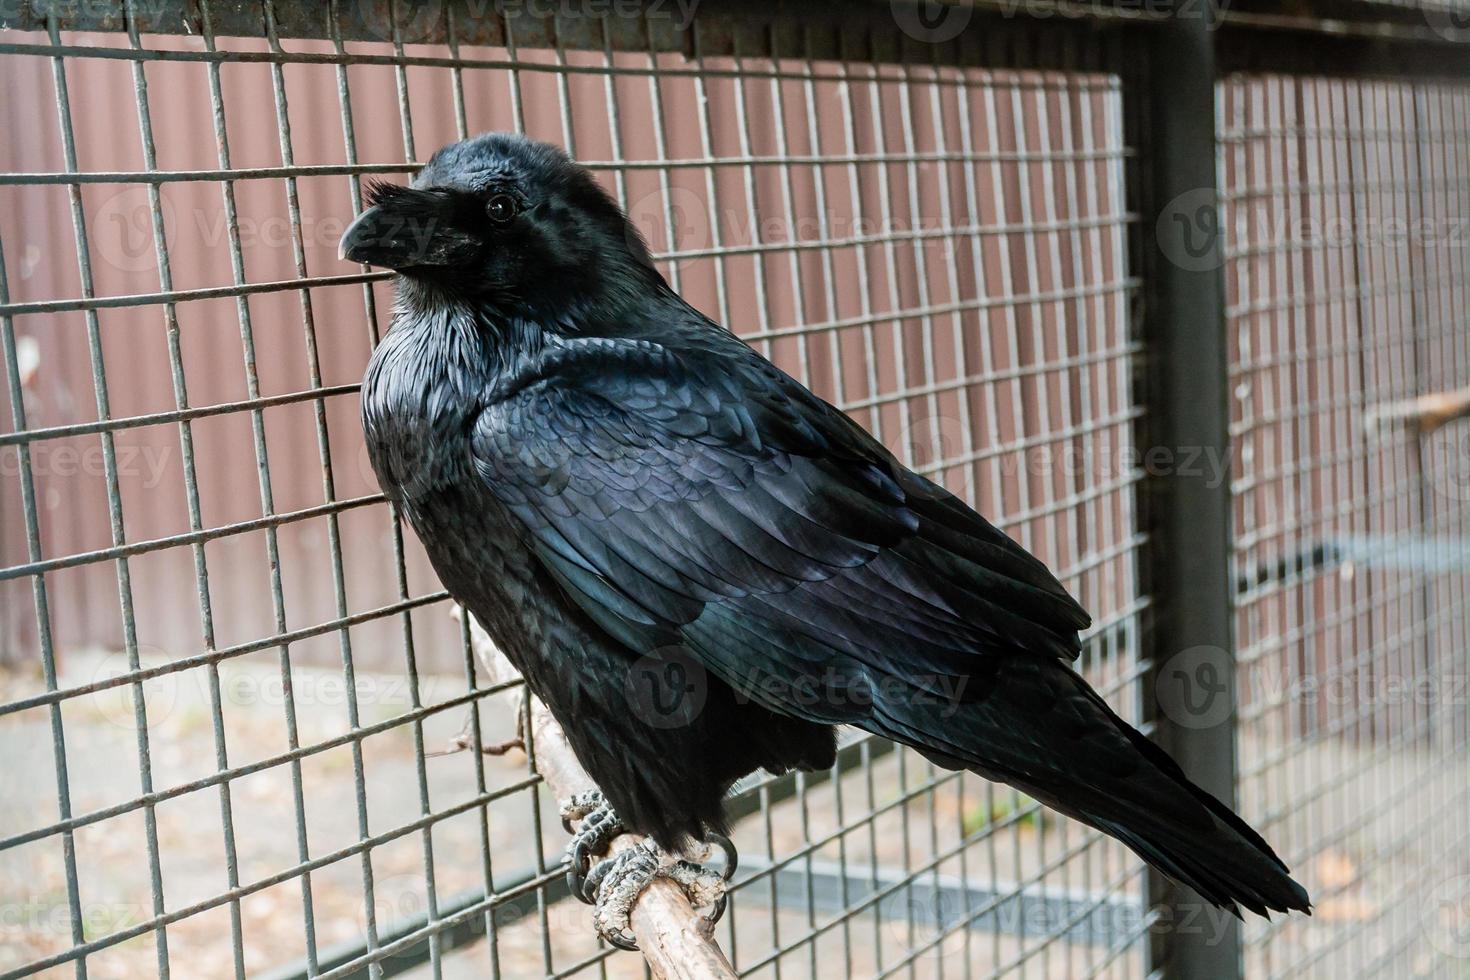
[582,850,620,903]
[563,795,624,905]
[704,831,738,882]
[566,840,595,905]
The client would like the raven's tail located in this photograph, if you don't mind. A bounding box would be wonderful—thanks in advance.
[1030,716,1313,916]
[884,656,1312,917]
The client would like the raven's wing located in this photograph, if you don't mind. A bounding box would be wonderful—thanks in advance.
[471,333,1088,724]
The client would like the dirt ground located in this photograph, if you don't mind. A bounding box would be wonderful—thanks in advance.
[3,651,1466,979]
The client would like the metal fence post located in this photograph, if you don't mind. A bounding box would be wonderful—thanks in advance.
[1137,9,1243,980]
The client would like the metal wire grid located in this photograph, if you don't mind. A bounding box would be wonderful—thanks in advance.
[1221,72,1470,978]
[0,4,1151,978]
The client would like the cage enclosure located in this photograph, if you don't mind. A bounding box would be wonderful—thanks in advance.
[1,1,1468,978]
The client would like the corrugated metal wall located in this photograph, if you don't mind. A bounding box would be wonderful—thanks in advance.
[0,29,1134,680]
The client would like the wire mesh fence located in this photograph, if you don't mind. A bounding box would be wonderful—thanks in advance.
[1220,71,1470,978]
[0,1,1466,979]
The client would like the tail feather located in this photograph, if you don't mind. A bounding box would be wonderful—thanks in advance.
[1092,714,1312,915]
[877,656,1312,917]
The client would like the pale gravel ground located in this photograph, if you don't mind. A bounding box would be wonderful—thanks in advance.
[3,652,1465,978]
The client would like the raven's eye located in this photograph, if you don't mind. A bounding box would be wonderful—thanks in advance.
[486,193,518,224]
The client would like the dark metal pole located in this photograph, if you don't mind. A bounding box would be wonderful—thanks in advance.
[1137,8,1243,980]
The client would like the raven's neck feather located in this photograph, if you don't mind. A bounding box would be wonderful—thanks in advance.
[390,283,545,382]
[387,271,724,394]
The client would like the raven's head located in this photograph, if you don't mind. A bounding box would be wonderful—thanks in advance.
[339,132,659,318]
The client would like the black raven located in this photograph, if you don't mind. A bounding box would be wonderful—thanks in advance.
[341,133,1310,940]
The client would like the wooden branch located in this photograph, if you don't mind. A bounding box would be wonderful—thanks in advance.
[1363,385,1470,437]
[453,607,738,980]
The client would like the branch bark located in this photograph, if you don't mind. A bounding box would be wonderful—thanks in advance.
[453,607,738,980]
[1363,385,1470,437]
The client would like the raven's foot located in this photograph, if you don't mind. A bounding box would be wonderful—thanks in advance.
[561,792,738,949]
[577,834,738,950]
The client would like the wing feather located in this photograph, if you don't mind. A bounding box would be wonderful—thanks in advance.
[472,334,1090,728]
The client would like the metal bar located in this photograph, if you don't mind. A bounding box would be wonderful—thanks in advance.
[1134,10,1243,980]
[116,0,245,960]
[0,271,387,317]
[436,9,505,972]
[0,38,1133,80]
[0,212,89,980]
[0,0,1163,47]
[7,0,1467,50]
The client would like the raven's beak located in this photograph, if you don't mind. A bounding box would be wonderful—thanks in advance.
[338,190,479,270]
[338,207,382,263]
